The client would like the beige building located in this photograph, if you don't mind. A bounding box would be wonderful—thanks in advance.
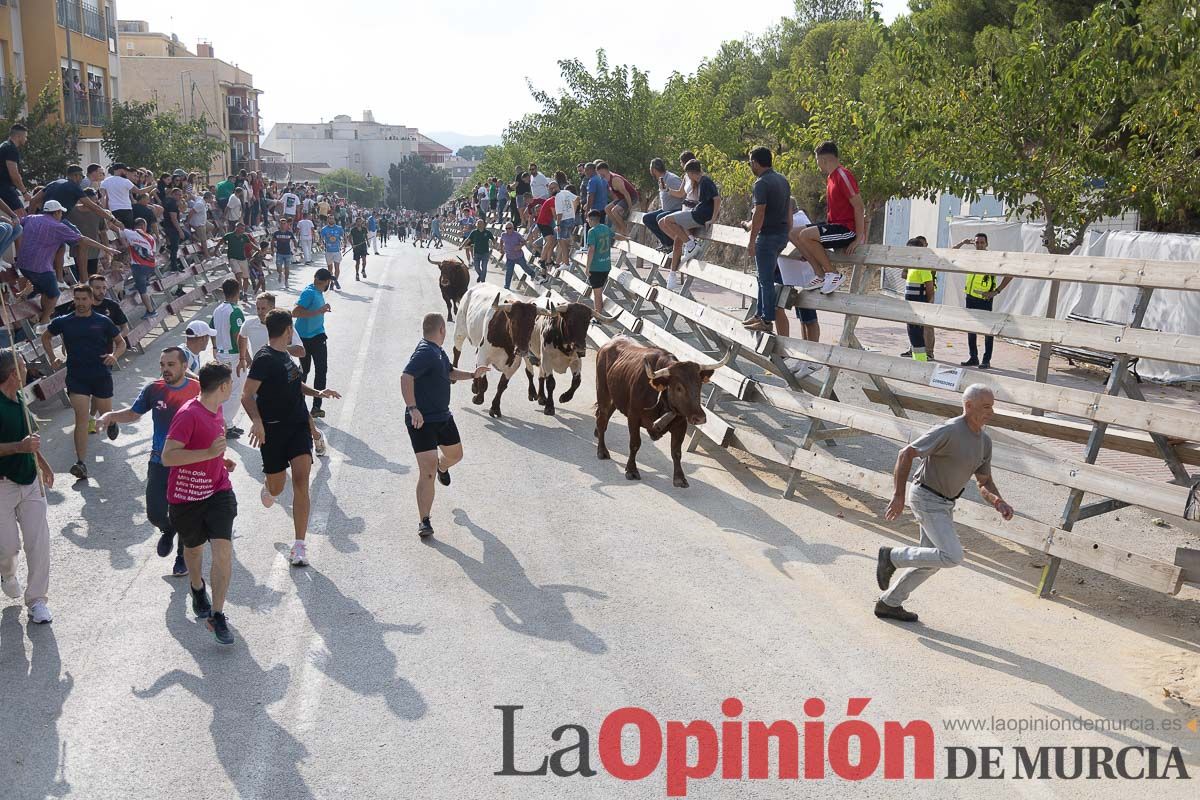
[116,20,261,180]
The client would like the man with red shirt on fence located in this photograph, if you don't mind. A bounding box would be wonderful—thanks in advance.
[789,140,865,295]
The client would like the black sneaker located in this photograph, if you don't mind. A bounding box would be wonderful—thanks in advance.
[437,468,451,487]
[106,422,119,440]
[417,517,434,538]
[172,555,188,577]
[876,546,897,590]
[208,611,234,645]
[979,361,992,370]
[960,358,979,367]
[899,349,913,358]
[310,408,326,419]
[225,427,241,440]
[69,461,88,480]
[874,600,919,623]
[191,582,212,619]
[156,530,175,558]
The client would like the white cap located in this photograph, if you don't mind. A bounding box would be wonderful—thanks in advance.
[185,321,216,338]
[42,200,66,213]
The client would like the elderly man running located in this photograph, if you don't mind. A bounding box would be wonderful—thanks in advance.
[875,384,1014,623]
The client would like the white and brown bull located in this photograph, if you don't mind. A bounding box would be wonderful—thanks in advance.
[594,336,733,488]
[428,253,471,321]
[452,283,551,418]
[523,297,617,416]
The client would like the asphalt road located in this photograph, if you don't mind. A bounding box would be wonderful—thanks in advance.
[1,238,1196,799]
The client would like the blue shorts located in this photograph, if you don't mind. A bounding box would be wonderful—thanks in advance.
[66,370,114,399]
[19,269,60,299]
[131,264,157,294]
[797,308,817,323]
[557,219,577,239]
[276,253,292,268]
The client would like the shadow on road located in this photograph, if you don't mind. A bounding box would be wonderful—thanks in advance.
[427,509,608,655]
[61,458,151,569]
[0,606,73,799]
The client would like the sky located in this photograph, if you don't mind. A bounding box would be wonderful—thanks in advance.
[114,0,910,146]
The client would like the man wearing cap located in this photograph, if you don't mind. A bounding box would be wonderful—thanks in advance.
[18,200,117,324]
[184,320,215,375]
[293,270,333,418]
[100,163,138,228]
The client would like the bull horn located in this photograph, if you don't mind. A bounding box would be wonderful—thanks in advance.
[644,361,672,382]
[592,308,619,323]
[536,305,555,317]
[427,254,438,265]
[706,347,735,369]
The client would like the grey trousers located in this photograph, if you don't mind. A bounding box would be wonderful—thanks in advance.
[881,483,964,606]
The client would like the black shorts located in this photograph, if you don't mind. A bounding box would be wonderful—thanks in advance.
[261,420,313,475]
[406,415,461,453]
[66,370,114,399]
[169,489,238,550]
[0,186,21,213]
[353,243,368,259]
[587,270,609,289]
[537,222,555,237]
[812,223,856,249]
[112,208,136,228]
[796,308,817,323]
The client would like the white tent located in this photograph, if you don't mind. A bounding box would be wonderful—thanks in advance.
[940,219,1200,383]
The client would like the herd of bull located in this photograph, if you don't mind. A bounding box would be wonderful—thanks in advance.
[427,255,733,488]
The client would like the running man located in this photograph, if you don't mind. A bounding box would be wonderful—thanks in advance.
[461,218,495,283]
[789,141,861,294]
[99,347,199,577]
[293,269,333,419]
[875,384,1013,623]
[211,279,249,440]
[294,215,315,265]
[271,217,297,286]
[162,362,239,645]
[402,312,489,538]
[349,217,369,280]
[319,216,345,289]
[42,285,126,480]
[221,221,253,295]
[243,309,341,567]
[367,212,380,254]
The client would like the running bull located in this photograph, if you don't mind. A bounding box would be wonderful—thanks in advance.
[453,283,550,418]
[594,336,733,488]
[524,297,617,416]
[428,254,471,322]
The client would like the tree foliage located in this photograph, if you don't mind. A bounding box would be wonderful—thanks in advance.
[388,156,453,211]
[319,168,385,207]
[1,76,80,186]
[456,145,489,160]
[102,100,225,176]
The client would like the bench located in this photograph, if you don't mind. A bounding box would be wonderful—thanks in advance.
[1052,312,1143,382]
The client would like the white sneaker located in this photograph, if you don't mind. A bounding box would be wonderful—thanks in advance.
[820,273,844,294]
[260,485,275,508]
[289,541,308,567]
[1,573,20,599]
[786,359,820,379]
[314,435,327,457]
[801,276,824,292]
[682,239,700,259]
[29,600,52,624]
[666,271,678,291]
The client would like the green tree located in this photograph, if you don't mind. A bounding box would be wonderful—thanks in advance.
[102,100,224,176]
[319,168,385,206]
[0,76,80,186]
[388,156,453,211]
[456,145,489,160]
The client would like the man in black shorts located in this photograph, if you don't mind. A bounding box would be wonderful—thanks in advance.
[162,362,239,645]
[242,309,341,567]
[401,312,488,538]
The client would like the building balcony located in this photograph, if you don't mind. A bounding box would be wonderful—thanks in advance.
[63,89,111,128]
[227,110,256,133]
[57,1,109,42]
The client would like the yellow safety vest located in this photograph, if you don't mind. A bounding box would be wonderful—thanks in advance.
[965,273,996,299]
[906,268,934,285]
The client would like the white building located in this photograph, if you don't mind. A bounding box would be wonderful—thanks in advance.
[442,156,480,189]
[262,111,451,184]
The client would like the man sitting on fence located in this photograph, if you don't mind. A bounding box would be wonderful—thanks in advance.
[789,140,861,295]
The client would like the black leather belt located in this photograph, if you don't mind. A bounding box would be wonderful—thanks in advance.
[918,483,962,502]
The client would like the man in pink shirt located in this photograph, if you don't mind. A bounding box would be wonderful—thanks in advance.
[162,362,239,645]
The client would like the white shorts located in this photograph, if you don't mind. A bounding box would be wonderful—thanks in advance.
[228,258,248,277]
[325,251,342,265]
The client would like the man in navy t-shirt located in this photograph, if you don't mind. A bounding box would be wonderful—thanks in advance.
[400,312,489,539]
[99,346,199,575]
[42,284,126,480]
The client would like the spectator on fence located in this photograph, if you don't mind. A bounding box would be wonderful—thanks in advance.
[529,163,550,203]
[101,163,138,229]
[644,158,683,253]
[584,209,613,311]
[188,191,211,259]
[225,188,244,237]
[120,217,159,316]
[957,233,1010,370]
[789,141,860,295]
[19,201,117,325]
[163,188,187,272]
[0,124,29,222]
[743,146,792,335]
[215,174,235,224]
[583,162,607,237]
[554,181,579,267]
[67,188,103,281]
[494,178,509,226]
[461,218,495,283]
[598,163,640,237]
[514,171,533,229]
[0,200,22,269]
[902,236,937,362]
[42,284,127,481]
[500,222,530,290]
[658,159,720,291]
[531,182,559,273]
[33,165,117,228]
[221,221,253,296]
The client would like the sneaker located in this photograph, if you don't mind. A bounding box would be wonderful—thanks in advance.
[820,273,844,294]
[310,408,326,419]
[225,428,241,440]
[960,358,979,367]
[289,541,308,567]
[682,239,700,259]
[1,573,21,599]
[873,600,918,623]
[69,461,88,480]
[207,611,234,645]
[88,418,97,435]
[106,422,119,440]
[191,582,212,619]
[656,244,672,253]
[801,276,824,292]
[437,468,451,486]
[313,435,327,457]
[417,517,434,538]
[979,361,992,370]
[876,546,897,590]
[743,318,772,333]
[29,601,52,624]
[899,349,913,358]
[260,485,275,509]
[783,357,817,379]
[156,530,175,558]
[666,271,678,291]
[172,555,188,577]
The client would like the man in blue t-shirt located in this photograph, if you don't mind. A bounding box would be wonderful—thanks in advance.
[367,213,380,254]
[99,346,199,575]
[292,269,333,418]
[42,284,126,480]
[318,217,345,289]
[400,312,489,538]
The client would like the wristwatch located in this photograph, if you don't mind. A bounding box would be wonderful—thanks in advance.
[405,405,416,412]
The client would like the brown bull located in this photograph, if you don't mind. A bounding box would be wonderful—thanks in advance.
[427,253,471,321]
[594,336,732,488]
[452,284,548,418]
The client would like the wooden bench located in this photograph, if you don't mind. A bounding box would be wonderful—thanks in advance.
[1051,312,1143,382]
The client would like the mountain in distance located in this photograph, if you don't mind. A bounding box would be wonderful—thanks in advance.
[426,131,500,153]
